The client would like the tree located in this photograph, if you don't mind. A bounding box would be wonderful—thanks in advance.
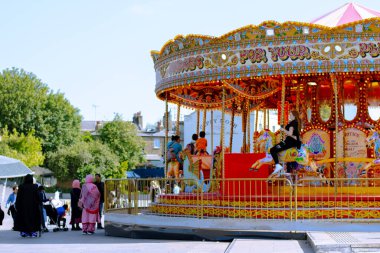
[98,114,145,170]
[46,140,120,181]
[0,128,44,168]
[0,68,82,153]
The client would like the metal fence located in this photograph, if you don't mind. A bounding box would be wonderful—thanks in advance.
[105,177,380,221]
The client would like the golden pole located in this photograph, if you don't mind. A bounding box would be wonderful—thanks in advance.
[221,87,225,179]
[229,103,235,152]
[196,109,200,135]
[165,93,169,177]
[281,76,286,140]
[254,109,259,152]
[267,109,270,130]
[255,110,259,132]
[263,109,267,130]
[211,110,214,156]
[331,74,338,195]
[242,104,247,153]
[296,82,300,112]
[247,108,251,153]
[176,104,181,136]
[202,107,207,132]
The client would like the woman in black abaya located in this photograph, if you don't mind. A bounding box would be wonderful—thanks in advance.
[14,174,41,237]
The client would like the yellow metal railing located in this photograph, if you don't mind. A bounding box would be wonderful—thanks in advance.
[105,177,380,221]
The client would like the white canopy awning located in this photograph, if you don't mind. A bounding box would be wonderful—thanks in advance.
[0,155,34,179]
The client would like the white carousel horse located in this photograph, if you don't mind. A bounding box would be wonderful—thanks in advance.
[251,144,318,177]
[358,129,380,177]
[181,150,212,193]
[251,130,318,178]
[366,129,380,163]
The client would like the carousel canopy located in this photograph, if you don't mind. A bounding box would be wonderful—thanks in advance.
[311,2,380,27]
[151,3,380,111]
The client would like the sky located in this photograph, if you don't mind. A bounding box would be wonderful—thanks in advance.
[0,0,379,128]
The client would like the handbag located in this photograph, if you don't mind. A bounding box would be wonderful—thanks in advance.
[78,199,84,209]
[78,191,84,209]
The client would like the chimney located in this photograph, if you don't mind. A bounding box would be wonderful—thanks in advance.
[133,111,143,130]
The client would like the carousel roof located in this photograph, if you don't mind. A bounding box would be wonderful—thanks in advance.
[151,3,380,111]
[311,2,380,27]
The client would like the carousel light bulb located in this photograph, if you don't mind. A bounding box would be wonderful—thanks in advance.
[221,54,227,60]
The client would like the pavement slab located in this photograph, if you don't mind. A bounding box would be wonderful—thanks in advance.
[308,232,380,253]
[225,239,313,253]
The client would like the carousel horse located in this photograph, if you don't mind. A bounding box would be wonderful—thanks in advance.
[366,129,380,163]
[250,130,318,178]
[181,149,212,193]
[358,129,380,177]
[166,159,181,179]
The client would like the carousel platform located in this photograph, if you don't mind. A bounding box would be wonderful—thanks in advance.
[104,212,380,241]
[149,191,380,219]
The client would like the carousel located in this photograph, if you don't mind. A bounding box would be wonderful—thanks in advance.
[104,3,380,240]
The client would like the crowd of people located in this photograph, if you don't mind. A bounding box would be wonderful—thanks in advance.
[1,173,105,238]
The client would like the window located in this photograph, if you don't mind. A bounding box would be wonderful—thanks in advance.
[153,138,161,149]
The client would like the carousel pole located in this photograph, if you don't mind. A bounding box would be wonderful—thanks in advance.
[267,109,270,130]
[331,74,338,194]
[229,102,235,152]
[176,104,181,136]
[202,107,207,132]
[296,82,300,112]
[242,103,247,153]
[211,110,214,157]
[164,93,169,178]
[247,107,251,153]
[281,76,286,140]
[221,87,226,179]
[263,109,267,130]
[254,109,259,152]
[196,109,200,135]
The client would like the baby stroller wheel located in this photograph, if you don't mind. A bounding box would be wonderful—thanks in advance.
[63,228,68,231]
[53,228,59,232]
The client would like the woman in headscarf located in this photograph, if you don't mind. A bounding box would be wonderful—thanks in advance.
[70,179,82,231]
[14,174,41,237]
[79,175,100,235]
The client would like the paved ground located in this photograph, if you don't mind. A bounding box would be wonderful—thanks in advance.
[0,214,229,253]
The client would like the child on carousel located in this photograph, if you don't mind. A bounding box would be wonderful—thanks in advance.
[195,131,209,155]
[270,110,302,176]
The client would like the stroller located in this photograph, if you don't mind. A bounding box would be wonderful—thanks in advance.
[43,200,69,232]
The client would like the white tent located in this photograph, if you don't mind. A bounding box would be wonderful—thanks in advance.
[0,155,34,204]
[0,155,33,179]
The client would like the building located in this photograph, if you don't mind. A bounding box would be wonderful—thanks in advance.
[81,112,183,168]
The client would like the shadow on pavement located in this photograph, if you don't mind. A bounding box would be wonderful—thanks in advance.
[0,229,172,244]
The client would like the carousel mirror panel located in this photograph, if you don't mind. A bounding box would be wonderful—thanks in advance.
[341,79,358,121]
[317,80,332,122]
[368,81,380,121]
[305,84,313,123]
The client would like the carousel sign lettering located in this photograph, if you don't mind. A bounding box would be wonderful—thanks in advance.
[239,48,268,64]
[268,45,311,62]
[359,43,380,58]
[167,55,204,75]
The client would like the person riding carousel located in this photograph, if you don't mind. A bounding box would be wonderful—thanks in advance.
[270,110,302,176]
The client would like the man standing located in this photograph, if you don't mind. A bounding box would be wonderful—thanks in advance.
[6,185,18,229]
[94,173,104,229]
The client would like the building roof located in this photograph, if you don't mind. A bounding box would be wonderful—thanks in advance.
[31,166,54,176]
[81,121,98,132]
[138,130,175,137]
[311,2,380,27]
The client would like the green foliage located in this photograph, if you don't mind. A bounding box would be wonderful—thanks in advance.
[46,140,121,181]
[98,114,145,170]
[0,68,82,153]
[0,128,44,167]
[81,131,94,143]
